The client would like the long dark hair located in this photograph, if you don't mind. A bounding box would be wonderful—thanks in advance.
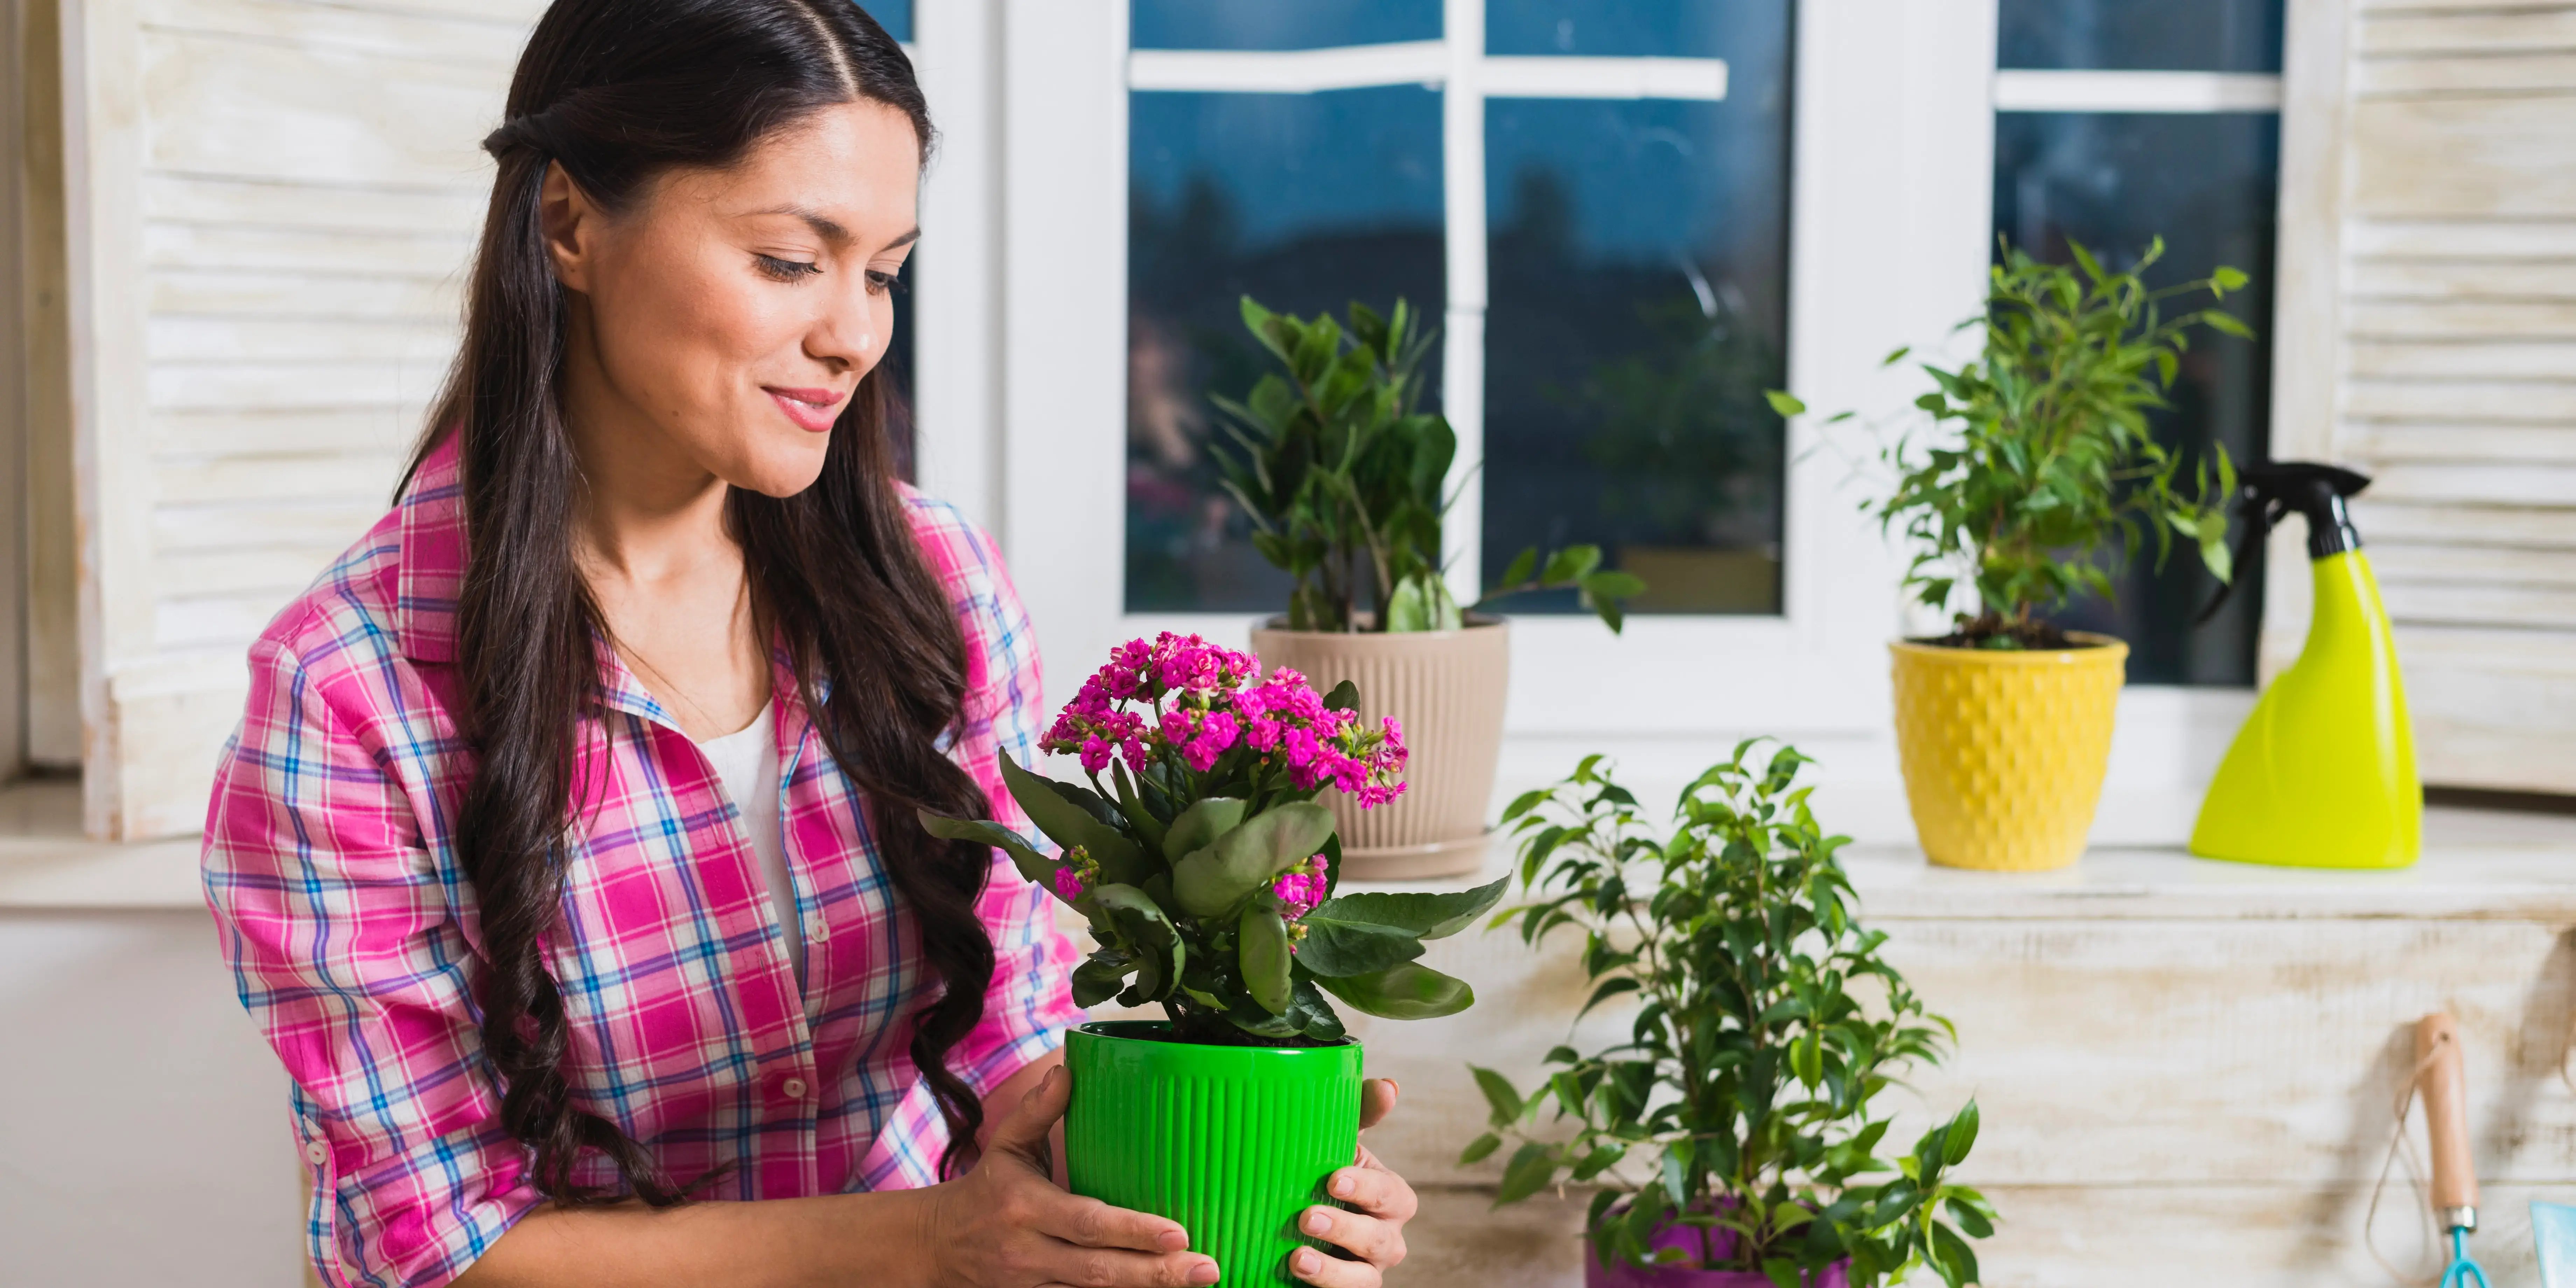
[401,0,997,1202]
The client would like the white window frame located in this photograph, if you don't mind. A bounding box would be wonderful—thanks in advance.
[992,0,2004,752]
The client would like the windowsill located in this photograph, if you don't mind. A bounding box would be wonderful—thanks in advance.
[1334,804,2576,925]
[0,780,205,911]
[8,772,2569,919]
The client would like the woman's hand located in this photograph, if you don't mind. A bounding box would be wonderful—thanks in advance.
[923,1065,1218,1288]
[1288,1078,1416,1287]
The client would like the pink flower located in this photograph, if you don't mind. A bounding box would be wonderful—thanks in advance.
[1272,853,1331,921]
[1053,867,1088,902]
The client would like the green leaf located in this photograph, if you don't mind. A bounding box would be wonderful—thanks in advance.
[1314,961,1475,1019]
[1942,1100,1980,1166]
[1764,390,1807,417]
[1930,1221,1981,1288]
[1575,976,1641,1022]
[1494,1142,1556,1206]
[1496,546,1538,590]
[1471,1066,1524,1126]
[916,810,1053,888]
[2212,265,2249,292]
[1539,545,1603,586]
[1090,884,1181,1003]
[1239,902,1292,1015]
[1170,802,1334,917]
[1578,570,1647,601]
[1291,915,1425,978]
[1458,1132,1503,1166]
[1307,876,1508,942]
[1070,955,1129,1007]
[997,756,1146,884]
[1161,796,1248,864]
[1321,680,1360,713]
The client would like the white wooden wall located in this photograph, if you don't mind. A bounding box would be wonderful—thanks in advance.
[59,0,535,835]
[2271,0,2576,795]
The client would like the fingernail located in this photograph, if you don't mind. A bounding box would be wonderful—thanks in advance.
[1304,1208,1332,1236]
[1158,1230,1189,1253]
[1330,1171,1356,1198]
[1189,1259,1220,1286]
[1294,1250,1321,1275]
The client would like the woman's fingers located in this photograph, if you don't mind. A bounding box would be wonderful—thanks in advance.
[987,1065,1074,1164]
[1288,1240,1385,1288]
[1034,1192,1193,1255]
[1034,1245,1220,1288]
[1323,1161,1419,1224]
[1300,1205,1406,1271]
[1357,1077,1399,1132]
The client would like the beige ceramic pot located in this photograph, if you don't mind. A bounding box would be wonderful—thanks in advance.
[1249,618,1509,880]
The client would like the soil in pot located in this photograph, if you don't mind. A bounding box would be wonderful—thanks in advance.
[1064,1021,1362,1282]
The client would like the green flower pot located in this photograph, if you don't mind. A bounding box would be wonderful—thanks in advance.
[1064,1021,1363,1282]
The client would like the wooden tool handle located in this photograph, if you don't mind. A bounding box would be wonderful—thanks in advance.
[2418,1012,2479,1216]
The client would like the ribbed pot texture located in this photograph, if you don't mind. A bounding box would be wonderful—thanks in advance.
[1249,618,1509,880]
[1065,1022,1363,1283]
[1888,632,2129,872]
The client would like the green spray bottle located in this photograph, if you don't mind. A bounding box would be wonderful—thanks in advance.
[2189,462,2420,868]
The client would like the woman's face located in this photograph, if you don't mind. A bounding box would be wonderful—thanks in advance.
[542,100,920,498]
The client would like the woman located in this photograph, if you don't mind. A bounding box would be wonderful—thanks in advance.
[200,2,1418,1284]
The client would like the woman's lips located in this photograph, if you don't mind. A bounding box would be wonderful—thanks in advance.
[765,386,848,433]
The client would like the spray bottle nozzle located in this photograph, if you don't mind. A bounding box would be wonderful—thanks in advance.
[2192,461,2374,628]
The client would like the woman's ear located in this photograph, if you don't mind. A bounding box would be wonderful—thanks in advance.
[537,161,602,293]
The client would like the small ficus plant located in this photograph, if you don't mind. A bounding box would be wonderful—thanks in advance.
[1771,237,2252,649]
[1465,743,1994,1286]
[1214,297,1644,634]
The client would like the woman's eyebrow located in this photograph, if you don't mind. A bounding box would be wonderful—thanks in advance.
[749,204,918,253]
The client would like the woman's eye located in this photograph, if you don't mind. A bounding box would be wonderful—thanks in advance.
[755,254,822,282]
[865,268,905,296]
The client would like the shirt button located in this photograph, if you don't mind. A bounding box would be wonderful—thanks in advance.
[810,917,829,942]
[304,1142,329,1167]
[782,1077,809,1100]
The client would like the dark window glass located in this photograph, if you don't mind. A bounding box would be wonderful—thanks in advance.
[1994,111,2279,684]
[1998,0,2282,72]
[883,267,915,481]
[1482,3,1792,616]
[1486,0,1727,58]
[1133,1,1440,51]
[1127,88,1446,613]
[856,0,911,44]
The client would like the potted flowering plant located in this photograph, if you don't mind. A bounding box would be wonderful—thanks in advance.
[1218,298,1643,878]
[920,632,1506,1275]
[1464,743,1993,1287]
[1769,237,2250,870]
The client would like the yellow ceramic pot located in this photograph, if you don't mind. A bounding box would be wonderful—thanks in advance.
[1889,633,2128,872]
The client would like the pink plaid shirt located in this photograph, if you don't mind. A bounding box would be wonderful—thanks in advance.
[203,442,1083,1288]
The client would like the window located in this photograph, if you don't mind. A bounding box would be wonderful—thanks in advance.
[1119,2,1790,620]
[1004,1,1992,749]
[1993,0,2287,684]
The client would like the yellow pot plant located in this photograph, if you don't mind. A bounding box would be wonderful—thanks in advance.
[1772,238,2254,871]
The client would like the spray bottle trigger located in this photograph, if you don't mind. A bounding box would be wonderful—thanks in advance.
[2192,496,2286,628]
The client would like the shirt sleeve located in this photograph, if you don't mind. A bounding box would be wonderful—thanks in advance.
[203,624,536,1288]
[936,510,1086,1100]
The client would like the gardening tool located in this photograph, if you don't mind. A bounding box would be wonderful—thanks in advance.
[2420,1013,2489,1288]
[2189,461,2421,869]
[2534,1200,2576,1287]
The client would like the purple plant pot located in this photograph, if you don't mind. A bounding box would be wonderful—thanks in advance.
[1581,1216,1851,1288]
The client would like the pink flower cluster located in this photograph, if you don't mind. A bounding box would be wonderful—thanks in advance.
[1040,633,1408,807]
[1272,854,1330,922]
[1052,845,1099,904]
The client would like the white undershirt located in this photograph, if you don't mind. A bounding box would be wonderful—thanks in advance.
[696,701,802,985]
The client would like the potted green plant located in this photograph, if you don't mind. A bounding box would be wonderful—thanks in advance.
[919,632,1506,1277]
[1768,237,2251,870]
[1217,297,1642,878]
[1463,742,1994,1287]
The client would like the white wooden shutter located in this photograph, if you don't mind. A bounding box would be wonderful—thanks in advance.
[59,0,537,837]
[2270,0,2576,794]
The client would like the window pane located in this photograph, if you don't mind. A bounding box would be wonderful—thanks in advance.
[856,0,910,45]
[1133,1,1440,51]
[1994,111,2279,685]
[1127,88,1446,613]
[1998,0,2283,73]
[1486,0,1727,58]
[1482,6,1792,616]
